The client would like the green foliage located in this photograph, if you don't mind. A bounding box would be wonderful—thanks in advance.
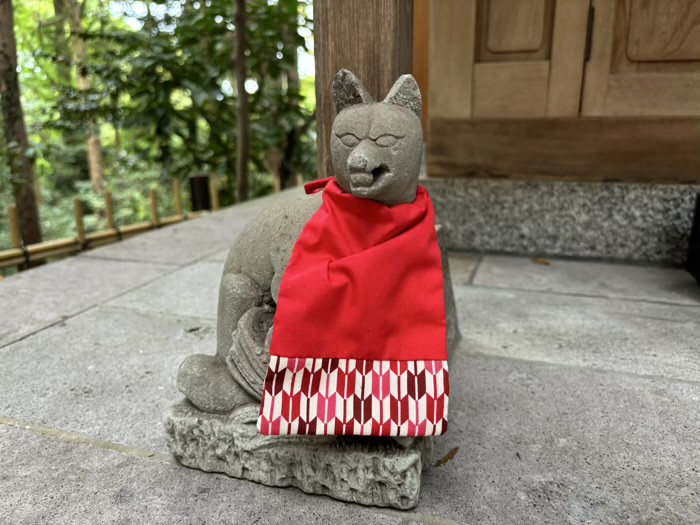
[1,0,316,258]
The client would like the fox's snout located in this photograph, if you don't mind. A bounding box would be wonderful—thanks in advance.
[347,144,380,173]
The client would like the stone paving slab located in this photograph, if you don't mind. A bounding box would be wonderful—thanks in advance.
[205,247,231,262]
[83,188,303,266]
[107,261,224,320]
[473,255,700,305]
[455,285,700,383]
[0,306,215,453]
[0,425,408,525]
[418,347,700,525]
[0,257,174,348]
[3,335,699,524]
[446,253,481,286]
[81,212,253,266]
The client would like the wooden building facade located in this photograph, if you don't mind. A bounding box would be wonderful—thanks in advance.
[423,0,700,184]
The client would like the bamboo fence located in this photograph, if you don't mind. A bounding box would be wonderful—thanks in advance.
[0,179,220,272]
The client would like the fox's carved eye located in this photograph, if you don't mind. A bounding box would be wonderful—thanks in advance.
[374,134,401,148]
[338,133,361,148]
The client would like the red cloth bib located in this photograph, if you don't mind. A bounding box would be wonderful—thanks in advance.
[258,178,449,436]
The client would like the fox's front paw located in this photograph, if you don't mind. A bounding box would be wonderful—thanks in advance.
[177,354,253,413]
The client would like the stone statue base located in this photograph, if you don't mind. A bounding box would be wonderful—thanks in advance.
[164,400,433,509]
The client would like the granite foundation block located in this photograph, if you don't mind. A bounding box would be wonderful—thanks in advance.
[423,178,699,265]
[164,401,433,510]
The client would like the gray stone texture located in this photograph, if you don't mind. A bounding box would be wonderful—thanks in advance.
[178,353,251,413]
[332,72,423,206]
[205,247,231,262]
[0,305,215,453]
[418,346,700,525]
[107,260,224,320]
[424,178,700,265]
[455,285,700,382]
[446,252,480,286]
[0,256,173,347]
[473,254,700,305]
[165,401,432,510]
[0,425,406,525]
[332,68,375,114]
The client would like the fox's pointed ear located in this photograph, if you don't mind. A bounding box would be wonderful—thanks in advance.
[332,69,374,114]
[383,74,422,119]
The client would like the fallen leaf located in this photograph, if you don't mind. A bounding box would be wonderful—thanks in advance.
[532,258,550,266]
[434,447,459,467]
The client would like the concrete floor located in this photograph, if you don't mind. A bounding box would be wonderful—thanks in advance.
[1,188,699,525]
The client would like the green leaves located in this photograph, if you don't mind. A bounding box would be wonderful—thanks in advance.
[1,0,317,253]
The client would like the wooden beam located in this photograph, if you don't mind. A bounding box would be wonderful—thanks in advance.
[74,199,86,244]
[7,205,22,248]
[428,117,700,183]
[314,0,414,179]
[150,189,160,227]
[210,177,220,210]
[173,179,184,217]
[104,190,116,229]
[413,0,430,136]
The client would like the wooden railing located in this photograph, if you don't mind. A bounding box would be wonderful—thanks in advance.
[0,179,220,272]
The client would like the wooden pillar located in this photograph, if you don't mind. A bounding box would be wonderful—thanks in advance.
[314,0,414,180]
[413,0,430,137]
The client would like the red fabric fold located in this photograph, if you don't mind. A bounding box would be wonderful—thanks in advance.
[269,178,447,362]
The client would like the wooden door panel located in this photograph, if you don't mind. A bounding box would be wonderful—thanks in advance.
[427,0,700,182]
[546,0,591,116]
[582,0,700,116]
[627,0,700,62]
[476,0,555,62]
[473,61,550,117]
[605,72,700,116]
[430,0,589,120]
[429,0,476,119]
[486,0,547,53]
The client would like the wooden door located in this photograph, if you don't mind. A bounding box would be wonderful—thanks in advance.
[429,0,591,120]
[427,0,700,183]
[582,0,700,117]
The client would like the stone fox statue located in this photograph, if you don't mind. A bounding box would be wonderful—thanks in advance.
[178,69,452,415]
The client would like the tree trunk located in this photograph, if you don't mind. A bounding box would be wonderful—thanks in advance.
[273,3,302,191]
[0,0,43,245]
[52,0,72,85]
[67,0,104,191]
[281,34,301,190]
[235,0,249,202]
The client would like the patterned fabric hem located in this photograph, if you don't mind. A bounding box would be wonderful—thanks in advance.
[258,356,449,436]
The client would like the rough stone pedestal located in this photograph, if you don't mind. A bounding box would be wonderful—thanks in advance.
[164,401,433,509]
